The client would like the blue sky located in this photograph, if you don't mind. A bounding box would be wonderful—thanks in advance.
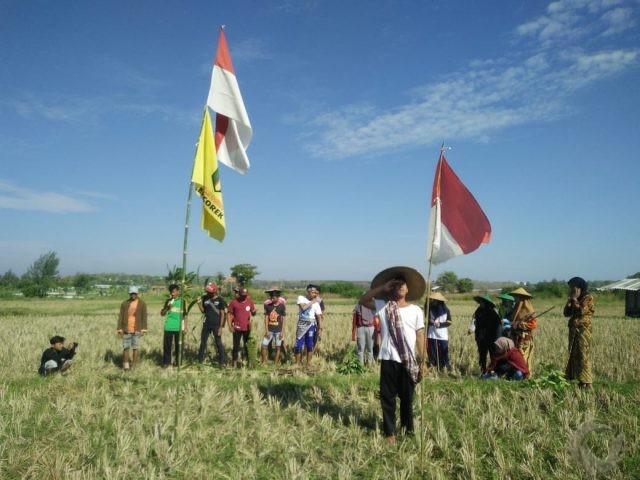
[1,0,639,283]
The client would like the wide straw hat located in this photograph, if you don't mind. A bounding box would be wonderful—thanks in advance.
[371,266,426,302]
[510,287,533,298]
[264,285,281,293]
[473,294,496,307]
[428,291,448,303]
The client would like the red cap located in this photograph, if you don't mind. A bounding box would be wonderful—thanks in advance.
[205,282,218,294]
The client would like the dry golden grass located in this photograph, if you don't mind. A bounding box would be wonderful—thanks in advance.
[0,294,638,479]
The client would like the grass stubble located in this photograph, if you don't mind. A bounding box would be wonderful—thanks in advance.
[0,295,638,479]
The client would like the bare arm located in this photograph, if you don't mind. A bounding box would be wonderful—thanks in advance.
[359,279,401,310]
[415,328,426,362]
[298,298,317,311]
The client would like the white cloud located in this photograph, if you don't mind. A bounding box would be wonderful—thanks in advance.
[0,179,98,214]
[302,0,639,159]
[515,0,633,44]
[7,93,196,127]
[601,7,636,35]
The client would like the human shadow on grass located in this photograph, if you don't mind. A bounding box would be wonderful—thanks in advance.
[258,381,378,432]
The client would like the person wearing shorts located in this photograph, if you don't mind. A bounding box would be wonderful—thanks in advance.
[294,284,323,367]
[261,286,286,364]
[116,286,148,371]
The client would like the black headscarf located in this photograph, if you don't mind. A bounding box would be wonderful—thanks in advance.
[567,277,588,298]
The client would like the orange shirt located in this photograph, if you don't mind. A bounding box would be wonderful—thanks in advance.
[127,299,139,333]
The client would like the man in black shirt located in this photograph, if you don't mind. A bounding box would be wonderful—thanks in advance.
[38,335,78,375]
[196,282,228,366]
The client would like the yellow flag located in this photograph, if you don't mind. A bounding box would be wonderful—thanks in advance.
[192,108,225,241]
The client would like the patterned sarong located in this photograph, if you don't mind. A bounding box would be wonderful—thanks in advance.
[385,301,420,385]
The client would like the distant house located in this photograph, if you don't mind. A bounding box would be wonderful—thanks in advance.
[597,278,640,317]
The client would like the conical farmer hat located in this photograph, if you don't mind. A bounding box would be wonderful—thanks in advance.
[428,291,448,303]
[510,287,533,298]
[473,294,496,307]
[371,266,426,302]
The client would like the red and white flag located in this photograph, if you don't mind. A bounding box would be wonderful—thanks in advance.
[427,153,491,264]
[206,27,252,175]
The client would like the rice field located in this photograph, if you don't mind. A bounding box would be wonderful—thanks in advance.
[0,293,638,479]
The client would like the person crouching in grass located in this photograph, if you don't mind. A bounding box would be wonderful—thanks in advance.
[359,266,426,443]
[483,336,529,380]
[39,335,78,376]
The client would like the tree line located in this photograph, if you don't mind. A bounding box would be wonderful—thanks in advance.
[1,251,633,299]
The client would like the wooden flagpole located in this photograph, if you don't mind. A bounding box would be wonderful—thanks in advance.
[420,142,446,471]
[172,109,206,444]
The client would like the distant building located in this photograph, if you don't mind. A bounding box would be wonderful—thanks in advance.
[597,278,640,317]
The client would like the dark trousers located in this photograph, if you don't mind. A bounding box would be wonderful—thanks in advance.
[198,324,227,365]
[163,331,180,366]
[427,338,450,368]
[477,342,490,372]
[380,360,416,437]
[232,331,250,362]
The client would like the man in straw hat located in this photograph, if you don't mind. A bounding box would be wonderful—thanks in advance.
[424,291,452,369]
[359,266,426,442]
[510,287,537,376]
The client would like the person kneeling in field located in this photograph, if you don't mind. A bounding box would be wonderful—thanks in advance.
[38,335,78,376]
[483,337,529,380]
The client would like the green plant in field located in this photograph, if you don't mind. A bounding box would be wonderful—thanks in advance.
[527,362,570,395]
[246,335,258,368]
[336,349,365,375]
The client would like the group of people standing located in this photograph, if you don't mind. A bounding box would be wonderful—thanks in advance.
[111,282,325,371]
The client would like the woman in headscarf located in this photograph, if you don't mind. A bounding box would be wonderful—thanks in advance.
[471,295,501,374]
[510,287,537,376]
[564,276,595,389]
[424,292,451,370]
[485,336,529,380]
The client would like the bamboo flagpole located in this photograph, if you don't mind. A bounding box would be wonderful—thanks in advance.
[172,26,252,440]
[419,143,446,469]
[419,143,492,468]
[171,111,207,443]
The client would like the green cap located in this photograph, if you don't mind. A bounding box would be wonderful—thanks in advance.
[473,295,496,307]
